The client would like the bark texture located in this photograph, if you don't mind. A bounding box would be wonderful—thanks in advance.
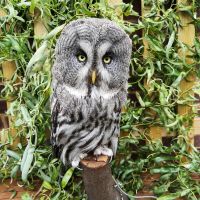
[81,155,128,200]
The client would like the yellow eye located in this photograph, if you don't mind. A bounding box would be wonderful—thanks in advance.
[103,56,111,64]
[77,54,86,62]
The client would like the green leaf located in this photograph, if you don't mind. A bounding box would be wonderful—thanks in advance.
[171,72,186,87]
[146,61,154,84]
[11,165,20,178]
[135,92,145,107]
[150,167,179,174]
[20,105,31,126]
[157,193,180,200]
[6,35,21,52]
[21,144,35,182]
[153,156,174,163]
[21,143,30,171]
[6,150,20,160]
[166,31,175,58]
[61,167,74,189]
[44,24,65,40]
[39,169,51,182]
[26,41,48,75]
[21,193,33,200]
[42,181,53,190]
[29,0,36,15]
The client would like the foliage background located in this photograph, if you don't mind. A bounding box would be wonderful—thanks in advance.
[0,0,200,199]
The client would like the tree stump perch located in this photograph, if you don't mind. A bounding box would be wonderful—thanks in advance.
[81,155,128,200]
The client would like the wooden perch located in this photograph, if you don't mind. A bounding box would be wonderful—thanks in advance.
[81,155,128,200]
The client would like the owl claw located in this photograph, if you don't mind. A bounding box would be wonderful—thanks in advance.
[94,146,113,157]
[94,148,102,156]
[71,158,80,168]
[79,153,88,160]
[71,153,88,168]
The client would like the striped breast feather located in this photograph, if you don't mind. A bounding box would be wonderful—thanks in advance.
[51,94,122,166]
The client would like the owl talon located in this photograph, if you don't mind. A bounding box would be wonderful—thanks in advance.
[71,159,80,168]
[94,146,113,157]
[79,153,88,160]
[71,153,87,168]
[94,148,102,156]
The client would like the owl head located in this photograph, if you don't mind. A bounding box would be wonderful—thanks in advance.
[53,18,132,99]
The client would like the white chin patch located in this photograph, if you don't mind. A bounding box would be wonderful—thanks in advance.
[64,85,87,97]
[64,83,119,99]
[91,86,118,99]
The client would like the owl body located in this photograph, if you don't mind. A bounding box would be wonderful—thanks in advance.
[51,18,132,167]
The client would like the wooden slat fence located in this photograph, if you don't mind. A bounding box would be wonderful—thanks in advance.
[177,0,196,153]
[0,9,19,147]
[193,2,200,150]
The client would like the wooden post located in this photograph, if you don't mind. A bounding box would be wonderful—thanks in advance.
[81,155,128,200]
[177,0,195,147]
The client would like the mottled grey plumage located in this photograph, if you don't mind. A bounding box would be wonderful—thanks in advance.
[51,18,132,167]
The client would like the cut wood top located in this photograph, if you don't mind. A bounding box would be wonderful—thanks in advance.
[80,155,109,169]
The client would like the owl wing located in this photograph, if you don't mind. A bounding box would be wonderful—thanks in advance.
[51,96,61,158]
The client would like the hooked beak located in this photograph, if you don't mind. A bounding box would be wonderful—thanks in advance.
[91,70,96,84]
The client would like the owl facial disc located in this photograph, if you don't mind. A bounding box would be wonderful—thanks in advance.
[53,18,132,99]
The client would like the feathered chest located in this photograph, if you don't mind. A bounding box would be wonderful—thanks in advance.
[51,90,122,165]
[55,89,121,124]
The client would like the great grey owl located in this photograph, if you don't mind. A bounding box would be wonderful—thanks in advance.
[51,18,132,167]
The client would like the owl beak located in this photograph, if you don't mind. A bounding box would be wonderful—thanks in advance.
[91,70,96,84]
